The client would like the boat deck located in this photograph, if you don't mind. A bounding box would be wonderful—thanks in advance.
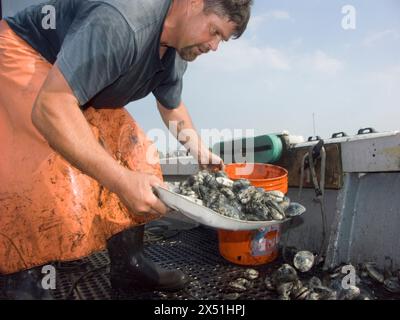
[1,221,396,300]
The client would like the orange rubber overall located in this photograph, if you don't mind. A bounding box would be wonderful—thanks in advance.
[0,20,163,275]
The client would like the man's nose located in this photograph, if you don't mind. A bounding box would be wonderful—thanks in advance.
[209,38,221,52]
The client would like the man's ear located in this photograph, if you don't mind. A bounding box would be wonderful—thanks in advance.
[189,0,205,15]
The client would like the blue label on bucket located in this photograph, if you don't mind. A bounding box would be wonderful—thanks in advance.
[251,226,279,257]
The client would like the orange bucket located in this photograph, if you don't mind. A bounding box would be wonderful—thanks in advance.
[218,163,288,266]
[225,163,288,194]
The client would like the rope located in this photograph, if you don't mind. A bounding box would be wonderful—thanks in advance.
[308,144,327,265]
[285,143,327,266]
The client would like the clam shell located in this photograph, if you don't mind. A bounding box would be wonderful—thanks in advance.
[216,177,234,188]
[223,292,241,300]
[293,251,315,273]
[363,262,384,283]
[340,285,360,300]
[285,202,306,217]
[232,179,251,193]
[383,278,400,293]
[273,264,298,285]
[244,269,260,280]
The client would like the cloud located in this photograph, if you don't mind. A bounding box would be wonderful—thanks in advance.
[248,10,292,31]
[268,10,291,20]
[363,29,400,47]
[194,40,291,72]
[312,50,343,75]
[194,45,345,77]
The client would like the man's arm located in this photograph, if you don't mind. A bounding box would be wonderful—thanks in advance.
[32,64,168,215]
[157,100,223,170]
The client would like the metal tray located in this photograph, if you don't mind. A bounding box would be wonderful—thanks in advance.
[155,186,290,231]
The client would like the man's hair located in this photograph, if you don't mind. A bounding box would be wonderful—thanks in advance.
[203,0,253,39]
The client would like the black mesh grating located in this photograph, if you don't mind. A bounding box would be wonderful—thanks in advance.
[46,226,282,300]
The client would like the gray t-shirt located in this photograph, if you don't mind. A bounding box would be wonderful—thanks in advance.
[5,0,187,109]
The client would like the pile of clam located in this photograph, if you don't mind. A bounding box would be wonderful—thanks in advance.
[265,253,400,300]
[222,251,400,300]
[266,263,346,300]
[174,170,305,221]
[265,260,353,300]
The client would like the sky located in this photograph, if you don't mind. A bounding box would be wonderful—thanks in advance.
[3,0,400,153]
[134,0,400,153]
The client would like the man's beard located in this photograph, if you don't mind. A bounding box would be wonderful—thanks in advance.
[178,45,200,62]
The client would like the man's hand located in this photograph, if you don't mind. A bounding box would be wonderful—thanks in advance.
[198,149,225,172]
[157,101,225,172]
[115,169,169,216]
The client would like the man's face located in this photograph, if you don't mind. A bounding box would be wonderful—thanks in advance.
[177,9,237,62]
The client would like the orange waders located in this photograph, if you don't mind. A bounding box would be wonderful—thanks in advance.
[0,20,163,275]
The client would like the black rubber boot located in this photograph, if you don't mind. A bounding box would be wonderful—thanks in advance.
[2,267,54,300]
[107,225,188,292]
